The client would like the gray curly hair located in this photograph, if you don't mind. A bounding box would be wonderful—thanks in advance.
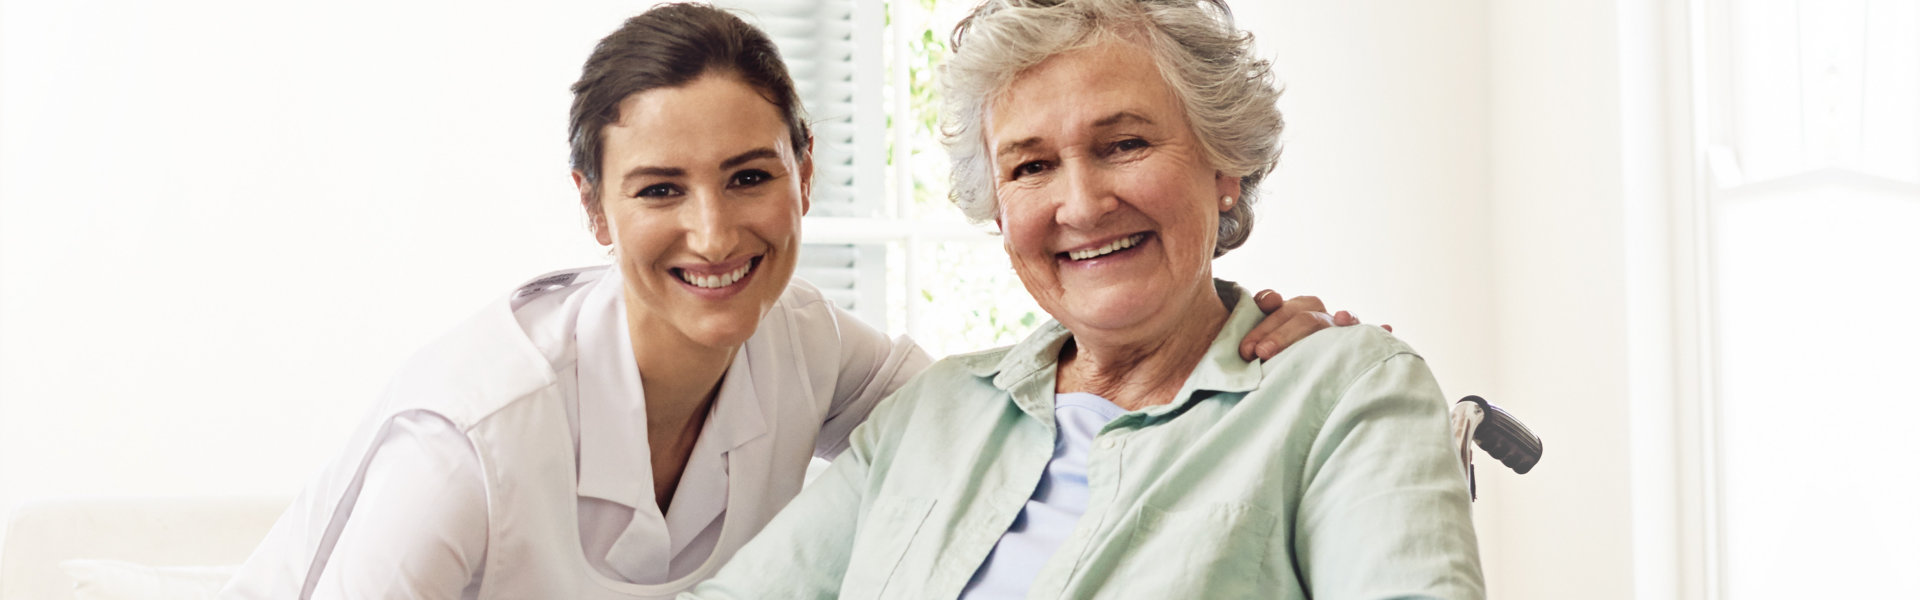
[941,0,1283,257]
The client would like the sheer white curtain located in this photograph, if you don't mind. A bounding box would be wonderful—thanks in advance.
[1704,0,1920,596]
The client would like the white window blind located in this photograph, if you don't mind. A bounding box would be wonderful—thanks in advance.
[717,0,892,327]
[717,0,887,217]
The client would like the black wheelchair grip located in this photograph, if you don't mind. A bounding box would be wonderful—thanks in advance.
[1459,395,1543,474]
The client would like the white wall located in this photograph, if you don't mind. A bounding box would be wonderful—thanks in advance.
[0,0,655,544]
[1483,0,1639,595]
[1218,1,1496,408]
[1483,0,1682,597]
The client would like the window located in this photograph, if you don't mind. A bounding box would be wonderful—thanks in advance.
[720,0,1042,356]
[1701,0,1920,596]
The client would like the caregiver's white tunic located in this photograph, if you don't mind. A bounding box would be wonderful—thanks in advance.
[222,265,930,599]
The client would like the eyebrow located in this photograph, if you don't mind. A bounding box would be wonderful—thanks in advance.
[720,147,781,171]
[622,165,685,180]
[1092,111,1153,128]
[619,147,784,183]
[993,111,1157,158]
[995,137,1043,159]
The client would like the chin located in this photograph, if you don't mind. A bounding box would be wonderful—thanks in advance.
[685,322,757,351]
[1058,293,1164,334]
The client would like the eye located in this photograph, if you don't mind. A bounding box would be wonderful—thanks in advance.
[1109,138,1149,154]
[1011,160,1050,180]
[730,169,774,188]
[635,183,681,198]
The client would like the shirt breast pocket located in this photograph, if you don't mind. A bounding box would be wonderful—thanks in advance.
[839,496,936,600]
[1106,502,1282,598]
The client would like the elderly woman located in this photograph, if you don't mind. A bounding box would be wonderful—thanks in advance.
[682,0,1483,598]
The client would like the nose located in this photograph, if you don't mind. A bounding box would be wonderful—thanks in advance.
[684,189,738,260]
[1056,158,1117,230]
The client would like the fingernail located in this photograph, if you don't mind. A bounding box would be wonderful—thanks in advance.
[1258,341,1279,356]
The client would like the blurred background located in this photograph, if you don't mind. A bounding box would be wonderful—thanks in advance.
[2,0,1915,598]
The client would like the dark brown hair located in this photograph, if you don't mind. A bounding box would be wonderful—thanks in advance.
[568,3,811,210]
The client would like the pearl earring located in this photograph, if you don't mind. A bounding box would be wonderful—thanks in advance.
[1220,195,1235,210]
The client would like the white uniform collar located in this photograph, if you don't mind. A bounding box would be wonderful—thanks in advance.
[572,266,770,574]
[574,269,651,509]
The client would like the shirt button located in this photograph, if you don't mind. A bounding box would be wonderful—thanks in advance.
[1098,438,1117,450]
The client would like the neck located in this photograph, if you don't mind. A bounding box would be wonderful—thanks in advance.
[1056,285,1230,411]
[624,300,739,514]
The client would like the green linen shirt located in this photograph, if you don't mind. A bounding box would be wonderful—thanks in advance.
[685,281,1485,599]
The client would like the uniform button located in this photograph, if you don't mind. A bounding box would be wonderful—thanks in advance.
[1097,438,1116,450]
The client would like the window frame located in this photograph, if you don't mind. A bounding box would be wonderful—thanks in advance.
[794,0,1009,345]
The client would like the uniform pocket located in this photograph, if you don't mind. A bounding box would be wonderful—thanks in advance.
[1107,502,1281,598]
[839,496,936,600]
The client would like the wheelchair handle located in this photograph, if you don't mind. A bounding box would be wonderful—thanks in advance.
[1456,395,1543,474]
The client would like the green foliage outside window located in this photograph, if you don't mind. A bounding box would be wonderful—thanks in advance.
[888,0,1043,356]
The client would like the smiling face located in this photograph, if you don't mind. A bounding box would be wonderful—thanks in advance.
[578,72,810,354]
[988,39,1239,344]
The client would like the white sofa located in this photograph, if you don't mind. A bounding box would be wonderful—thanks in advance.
[0,496,286,600]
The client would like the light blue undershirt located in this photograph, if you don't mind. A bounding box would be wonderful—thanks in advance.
[959,392,1127,599]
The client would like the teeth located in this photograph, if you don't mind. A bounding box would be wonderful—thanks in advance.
[680,262,753,289]
[1067,234,1146,261]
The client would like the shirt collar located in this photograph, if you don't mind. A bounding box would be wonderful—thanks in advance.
[574,268,652,507]
[572,266,770,510]
[958,279,1266,418]
[1150,280,1267,414]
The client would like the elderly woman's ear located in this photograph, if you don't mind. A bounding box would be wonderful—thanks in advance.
[1216,171,1241,212]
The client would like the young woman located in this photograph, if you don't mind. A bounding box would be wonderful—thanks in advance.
[221,4,1354,599]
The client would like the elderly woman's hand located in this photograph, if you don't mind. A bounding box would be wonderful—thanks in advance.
[1237,290,1393,361]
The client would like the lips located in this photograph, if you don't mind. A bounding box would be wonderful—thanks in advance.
[1061,232,1149,261]
[671,256,760,292]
